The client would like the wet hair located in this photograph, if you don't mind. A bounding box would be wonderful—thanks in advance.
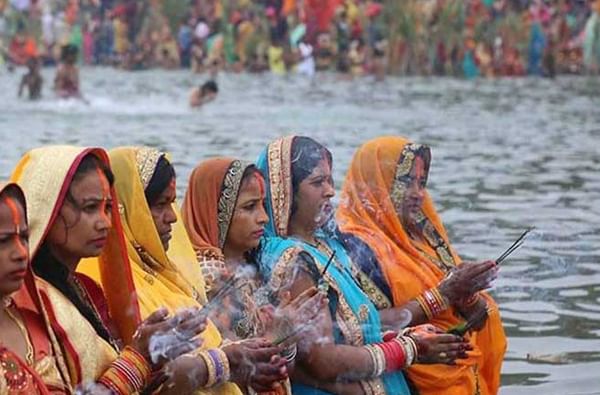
[145,156,176,207]
[32,153,115,345]
[200,80,219,96]
[290,136,332,215]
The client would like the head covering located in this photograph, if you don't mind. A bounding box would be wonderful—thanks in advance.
[258,136,295,240]
[10,145,141,344]
[87,146,243,395]
[0,182,54,395]
[9,148,125,386]
[78,146,208,313]
[182,157,254,255]
[256,136,411,395]
[181,157,254,291]
[337,136,507,395]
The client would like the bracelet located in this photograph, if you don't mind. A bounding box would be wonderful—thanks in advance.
[375,340,406,373]
[198,350,218,387]
[416,288,449,319]
[364,345,385,377]
[98,346,151,394]
[209,348,231,383]
[395,336,417,367]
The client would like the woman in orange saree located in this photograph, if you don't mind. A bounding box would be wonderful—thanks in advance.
[181,157,327,395]
[337,136,507,395]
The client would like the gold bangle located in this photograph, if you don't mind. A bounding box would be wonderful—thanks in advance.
[198,351,217,387]
[416,295,433,320]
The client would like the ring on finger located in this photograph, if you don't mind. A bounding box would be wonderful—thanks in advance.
[439,352,448,359]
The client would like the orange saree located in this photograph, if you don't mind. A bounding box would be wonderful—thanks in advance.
[337,136,506,395]
[181,157,290,395]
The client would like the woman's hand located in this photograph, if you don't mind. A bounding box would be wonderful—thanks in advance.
[131,307,207,368]
[456,296,489,332]
[438,260,497,304]
[406,324,471,365]
[262,287,328,345]
[222,338,287,391]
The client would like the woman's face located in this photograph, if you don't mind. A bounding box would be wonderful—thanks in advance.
[46,168,113,263]
[149,177,178,251]
[401,156,427,226]
[224,173,269,256]
[0,195,29,297]
[292,158,335,231]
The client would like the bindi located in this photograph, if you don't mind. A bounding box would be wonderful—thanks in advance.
[96,167,111,222]
[254,173,265,197]
[4,197,28,256]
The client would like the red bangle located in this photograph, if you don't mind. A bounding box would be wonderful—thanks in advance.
[375,341,406,373]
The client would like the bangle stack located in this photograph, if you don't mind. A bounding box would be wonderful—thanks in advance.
[98,346,151,395]
[365,334,420,377]
[364,344,386,377]
[395,336,418,367]
[197,348,231,387]
[416,288,449,320]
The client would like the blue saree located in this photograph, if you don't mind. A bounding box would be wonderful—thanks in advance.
[256,136,410,395]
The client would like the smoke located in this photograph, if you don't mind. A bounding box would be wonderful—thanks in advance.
[74,382,112,395]
[148,307,202,365]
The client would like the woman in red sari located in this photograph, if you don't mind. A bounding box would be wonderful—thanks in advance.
[0,182,55,394]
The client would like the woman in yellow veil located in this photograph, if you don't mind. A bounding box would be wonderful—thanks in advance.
[81,146,289,394]
[337,136,506,395]
[10,146,203,394]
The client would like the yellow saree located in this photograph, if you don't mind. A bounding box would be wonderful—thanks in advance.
[10,146,137,389]
[79,146,241,395]
[337,136,507,395]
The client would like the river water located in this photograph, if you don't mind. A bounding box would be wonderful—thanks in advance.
[1,68,599,394]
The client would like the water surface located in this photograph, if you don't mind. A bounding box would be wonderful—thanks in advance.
[1,68,599,394]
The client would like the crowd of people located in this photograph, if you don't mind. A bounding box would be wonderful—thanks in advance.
[0,135,505,394]
[1,0,600,80]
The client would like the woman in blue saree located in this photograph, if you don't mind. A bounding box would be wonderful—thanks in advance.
[256,136,469,395]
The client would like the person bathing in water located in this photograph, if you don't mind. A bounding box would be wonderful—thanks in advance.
[54,44,83,100]
[18,57,43,100]
[189,80,219,107]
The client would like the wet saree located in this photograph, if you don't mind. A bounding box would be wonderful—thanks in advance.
[10,146,141,389]
[256,136,410,395]
[337,136,507,395]
[79,146,241,395]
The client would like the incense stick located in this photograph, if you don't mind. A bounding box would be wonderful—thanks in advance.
[321,251,336,276]
[274,251,336,346]
[496,227,534,265]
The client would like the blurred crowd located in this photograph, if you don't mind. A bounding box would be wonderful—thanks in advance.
[1,0,600,78]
